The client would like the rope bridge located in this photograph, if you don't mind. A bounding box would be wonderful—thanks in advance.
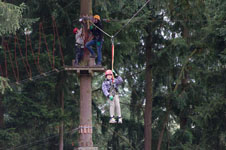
[0,17,65,84]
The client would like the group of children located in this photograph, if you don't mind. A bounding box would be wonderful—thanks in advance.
[73,15,123,124]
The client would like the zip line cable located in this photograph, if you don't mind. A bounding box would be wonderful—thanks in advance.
[113,0,151,38]
[4,127,80,150]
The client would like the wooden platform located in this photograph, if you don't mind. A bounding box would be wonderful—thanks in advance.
[64,65,105,75]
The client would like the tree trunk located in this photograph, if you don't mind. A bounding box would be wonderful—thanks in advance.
[144,34,153,150]
[80,0,92,17]
[80,0,93,65]
[157,111,169,150]
[59,90,64,150]
[0,94,4,128]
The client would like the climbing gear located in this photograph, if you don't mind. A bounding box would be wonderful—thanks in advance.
[112,69,118,77]
[73,28,78,34]
[109,95,114,101]
[118,117,122,124]
[111,38,114,73]
[90,25,94,30]
[109,117,117,123]
[105,70,113,76]
[93,15,100,20]
[97,41,101,46]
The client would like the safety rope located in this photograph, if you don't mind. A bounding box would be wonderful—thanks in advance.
[87,0,150,74]
[89,21,112,38]
[111,38,115,78]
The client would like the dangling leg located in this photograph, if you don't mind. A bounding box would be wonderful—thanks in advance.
[115,95,122,123]
[109,98,116,123]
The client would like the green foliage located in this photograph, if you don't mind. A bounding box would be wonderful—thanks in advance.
[0,76,12,94]
[0,2,25,35]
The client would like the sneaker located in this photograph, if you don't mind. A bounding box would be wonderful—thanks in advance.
[109,117,117,124]
[90,54,97,58]
[118,117,122,124]
[74,62,79,67]
[96,64,102,67]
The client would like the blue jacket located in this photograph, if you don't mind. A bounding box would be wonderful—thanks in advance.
[102,76,123,97]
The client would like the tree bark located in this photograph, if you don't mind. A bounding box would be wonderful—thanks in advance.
[80,0,93,65]
[144,34,153,150]
[157,111,169,150]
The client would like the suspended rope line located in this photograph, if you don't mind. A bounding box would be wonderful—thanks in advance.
[39,23,54,69]
[5,42,18,82]
[0,65,3,77]
[52,17,65,66]
[3,42,8,78]
[9,67,64,85]
[89,20,112,38]
[4,126,80,150]
[14,38,20,82]
[113,0,151,37]
[25,35,32,79]
[15,35,31,78]
[27,34,43,74]
[51,16,57,69]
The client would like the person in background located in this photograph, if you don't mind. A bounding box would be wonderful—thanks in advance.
[85,14,103,66]
[102,69,123,123]
[73,27,84,66]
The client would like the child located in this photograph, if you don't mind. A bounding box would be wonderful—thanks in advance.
[85,15,103,66]
[73,27,84,66]
[102,70,123,123]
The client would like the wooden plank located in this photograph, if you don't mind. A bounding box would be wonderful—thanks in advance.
[64,66,105,72]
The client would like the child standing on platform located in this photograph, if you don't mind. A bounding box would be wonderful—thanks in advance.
[73,27,84,66]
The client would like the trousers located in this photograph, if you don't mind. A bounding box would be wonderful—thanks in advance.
[109,94,121,117]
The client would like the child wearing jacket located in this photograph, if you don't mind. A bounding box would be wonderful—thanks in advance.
[102,70,123,123]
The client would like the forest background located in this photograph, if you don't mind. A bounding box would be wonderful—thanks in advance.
[0,0,225,150]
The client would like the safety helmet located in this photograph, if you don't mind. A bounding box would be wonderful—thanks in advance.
[73,28,78,34]
[93,15,100,20]
[105,70,112,77]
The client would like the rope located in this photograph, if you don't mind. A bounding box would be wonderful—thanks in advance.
[25,35,32,78]
[0,65,3,76]
[111,38,115,81]
[89,21,112,38]
[14,38,19,82]
[113,0,151,37]
[27,34,43,74]
[52,16,56,69]
[3,42,8,78]
[15,35,30,78]
[39,23,54,69]
[52,17,65,66]
[4,127,80,150]
[5,42,18,81]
